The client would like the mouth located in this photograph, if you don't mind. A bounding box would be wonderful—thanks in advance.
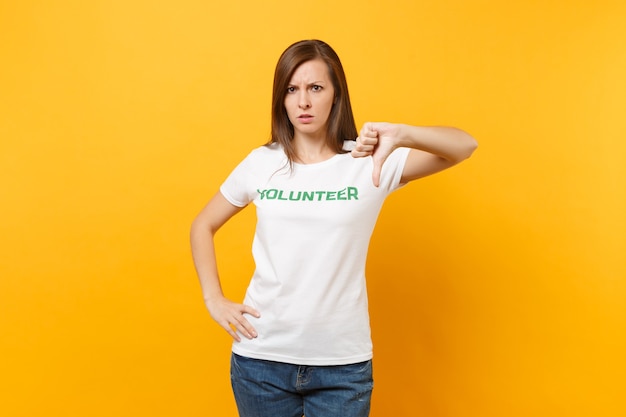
[298,114,314,123]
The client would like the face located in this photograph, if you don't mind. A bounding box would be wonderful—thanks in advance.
[284,59,335,141]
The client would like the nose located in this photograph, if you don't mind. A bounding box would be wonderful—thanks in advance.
[298,91,311,109]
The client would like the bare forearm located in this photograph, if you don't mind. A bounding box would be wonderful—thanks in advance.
[397,125,478,163]
[190,221,225,303]
[190,192,259,341]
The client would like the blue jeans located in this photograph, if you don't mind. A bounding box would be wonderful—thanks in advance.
[230,353,373,417]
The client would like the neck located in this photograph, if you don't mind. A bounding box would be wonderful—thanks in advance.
[292,135,335,164]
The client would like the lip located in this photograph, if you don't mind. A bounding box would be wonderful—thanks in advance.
[297,114,314,123]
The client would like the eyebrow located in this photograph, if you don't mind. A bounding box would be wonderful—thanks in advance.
[287,80,327,86]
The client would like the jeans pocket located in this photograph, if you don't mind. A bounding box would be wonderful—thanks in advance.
[230,353,245,379]
[342,360,373,376]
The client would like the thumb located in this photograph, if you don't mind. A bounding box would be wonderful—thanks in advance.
[371,156,383,187]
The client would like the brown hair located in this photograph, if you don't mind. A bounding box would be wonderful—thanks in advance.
[268,40,358,165]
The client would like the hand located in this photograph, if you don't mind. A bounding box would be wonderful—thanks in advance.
[205,295,260,342]
[351,122,403,187]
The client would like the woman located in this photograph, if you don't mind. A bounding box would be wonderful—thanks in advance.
[191,39,477,417]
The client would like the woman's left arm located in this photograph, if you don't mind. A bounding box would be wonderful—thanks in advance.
[351,122,478,186]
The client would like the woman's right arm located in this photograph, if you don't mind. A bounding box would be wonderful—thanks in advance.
[190,191,260,342]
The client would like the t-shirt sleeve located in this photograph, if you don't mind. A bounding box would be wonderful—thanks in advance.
[219,152,258,207]
[378,147,411,193]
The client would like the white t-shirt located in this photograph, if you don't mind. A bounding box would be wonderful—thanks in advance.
[220,140,410,365]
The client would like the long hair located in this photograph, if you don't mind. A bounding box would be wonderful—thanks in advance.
[268,40,358,166]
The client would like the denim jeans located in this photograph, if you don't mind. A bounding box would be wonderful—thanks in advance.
[230,353,373,417]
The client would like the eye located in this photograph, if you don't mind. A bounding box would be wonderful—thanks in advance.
[286,86,296,93]
[311,85,323,92]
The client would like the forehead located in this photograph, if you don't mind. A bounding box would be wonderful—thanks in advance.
[289,59,330,83]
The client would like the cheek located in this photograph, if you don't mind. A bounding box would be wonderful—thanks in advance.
[323,97,335,114]
[284,96,297,112]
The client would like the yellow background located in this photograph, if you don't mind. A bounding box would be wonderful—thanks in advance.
[1,1,624,416]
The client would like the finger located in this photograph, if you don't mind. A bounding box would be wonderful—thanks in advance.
[241,304,261,318]
[354,137,376,154]
[352,139,372,157]
[223,315,255,341]
[356,143,375,153]
[363,128,378,138]
[372,160,382,188]
[358,135,378,146]
[351,149,371,158]
[234,316,258,339]
[222,321,242,342]
[237,305,260,338]
[361,122,378,137]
